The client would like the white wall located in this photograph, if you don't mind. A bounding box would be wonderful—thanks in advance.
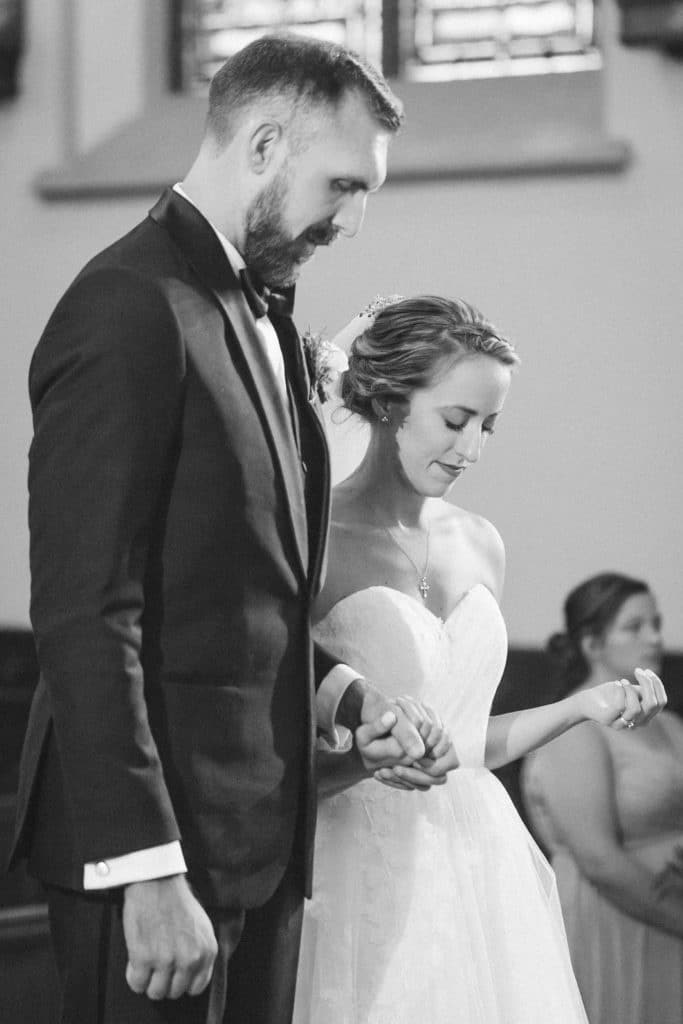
[1,0,681,647]
[74,0,145,151]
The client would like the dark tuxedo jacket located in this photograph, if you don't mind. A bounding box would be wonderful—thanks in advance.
[11,188,339,909]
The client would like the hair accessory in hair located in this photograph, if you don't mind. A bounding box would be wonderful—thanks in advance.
[358,294,405,318]
[329,294,406,358]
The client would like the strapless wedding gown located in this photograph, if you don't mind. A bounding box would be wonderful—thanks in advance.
[293,584,588,1024]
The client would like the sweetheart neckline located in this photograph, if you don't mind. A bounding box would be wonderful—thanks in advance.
[315,582,494,630]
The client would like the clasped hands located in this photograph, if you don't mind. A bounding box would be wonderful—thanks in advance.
[354,685,459,791]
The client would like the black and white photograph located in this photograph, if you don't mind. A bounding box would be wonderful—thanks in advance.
[1,2,682,1022]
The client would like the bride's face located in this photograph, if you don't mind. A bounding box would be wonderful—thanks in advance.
[392,353,511,497]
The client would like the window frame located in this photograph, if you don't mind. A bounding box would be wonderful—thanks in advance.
[35,0,630,201]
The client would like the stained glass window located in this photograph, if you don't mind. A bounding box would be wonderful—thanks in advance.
[178,1,383,93]
[174,0,599,92]
[404,0,598,80]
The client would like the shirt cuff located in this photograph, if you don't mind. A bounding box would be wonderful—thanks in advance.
[316,663,364,750]
[83,841,186,890]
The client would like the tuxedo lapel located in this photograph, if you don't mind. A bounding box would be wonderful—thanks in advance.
[149,189,309,583]
[271,310,331,594]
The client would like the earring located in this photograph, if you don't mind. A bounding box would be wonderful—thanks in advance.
[380,414,389,424]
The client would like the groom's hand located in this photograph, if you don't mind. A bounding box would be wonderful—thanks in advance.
[374,747,460,791]
[339,679,426,768]
[355,709,417,771]
[123,874,218,1000]
[374,697,459,790]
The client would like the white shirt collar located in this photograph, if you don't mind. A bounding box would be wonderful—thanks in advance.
[173,182,246,275]
[172,186,287,394]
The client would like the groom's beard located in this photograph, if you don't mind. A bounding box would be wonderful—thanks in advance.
[243,169,337,288]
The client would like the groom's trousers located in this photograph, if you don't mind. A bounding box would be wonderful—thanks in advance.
[44,860,304,1024]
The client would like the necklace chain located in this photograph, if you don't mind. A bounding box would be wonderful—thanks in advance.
[373,512,432,602]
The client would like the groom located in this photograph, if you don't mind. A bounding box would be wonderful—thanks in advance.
[10,34,429,1024]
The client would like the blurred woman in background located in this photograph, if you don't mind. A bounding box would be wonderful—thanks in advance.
[523,572,683,1024]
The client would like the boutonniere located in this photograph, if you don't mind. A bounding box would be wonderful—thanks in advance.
[301,328,349,403]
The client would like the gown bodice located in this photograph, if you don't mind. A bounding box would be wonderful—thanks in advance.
[314,583,507,768]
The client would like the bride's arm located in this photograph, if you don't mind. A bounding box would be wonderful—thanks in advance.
[484,668,665,769]
[485,697,586,769]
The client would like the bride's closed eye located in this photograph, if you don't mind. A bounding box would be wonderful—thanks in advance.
[444,418,497,436]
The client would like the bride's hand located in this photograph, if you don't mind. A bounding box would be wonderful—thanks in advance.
[374,697,460,791]
[391,697,452,759]
[574,667,666,730]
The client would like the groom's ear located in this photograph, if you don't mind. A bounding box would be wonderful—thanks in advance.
[248,121,283,174]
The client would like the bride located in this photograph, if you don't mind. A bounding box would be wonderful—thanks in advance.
[292,295,666,1023]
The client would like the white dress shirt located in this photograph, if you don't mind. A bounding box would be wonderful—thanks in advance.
[173,188,289,400]
[83,185,360,889]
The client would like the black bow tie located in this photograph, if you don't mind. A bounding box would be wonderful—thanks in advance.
[239,267,270,319]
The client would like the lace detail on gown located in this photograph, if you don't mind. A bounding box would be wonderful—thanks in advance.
[293,585,588,1024]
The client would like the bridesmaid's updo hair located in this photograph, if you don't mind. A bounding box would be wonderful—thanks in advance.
[340,295,519,422]
[547,572,650,695]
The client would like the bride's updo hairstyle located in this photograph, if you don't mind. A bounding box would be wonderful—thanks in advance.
[547,572,650,695]
[340,295,519,422]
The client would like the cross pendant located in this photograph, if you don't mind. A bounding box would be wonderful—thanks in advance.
[418,577,430,601]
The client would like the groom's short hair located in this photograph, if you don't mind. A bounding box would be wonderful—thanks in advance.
[206,32,404,148]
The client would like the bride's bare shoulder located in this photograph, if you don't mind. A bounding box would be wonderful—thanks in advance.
[435,501,503,551]
[433,501,506,595]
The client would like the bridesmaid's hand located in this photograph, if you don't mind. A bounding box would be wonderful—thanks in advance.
[575,668,667,730]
